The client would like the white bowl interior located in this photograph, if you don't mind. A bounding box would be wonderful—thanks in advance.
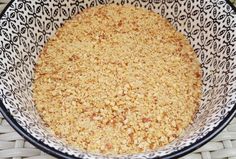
[0,0,235,158]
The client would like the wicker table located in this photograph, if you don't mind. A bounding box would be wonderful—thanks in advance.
[0,0,236,159]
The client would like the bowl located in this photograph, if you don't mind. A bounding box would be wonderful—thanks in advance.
[0,0,236,158]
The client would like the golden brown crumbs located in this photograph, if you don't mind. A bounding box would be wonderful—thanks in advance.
[33,4,201,155]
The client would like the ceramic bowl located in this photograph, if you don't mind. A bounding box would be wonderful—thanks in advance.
[0,0,236,158]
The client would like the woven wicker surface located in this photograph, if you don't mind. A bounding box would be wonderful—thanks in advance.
[0,0,236,158]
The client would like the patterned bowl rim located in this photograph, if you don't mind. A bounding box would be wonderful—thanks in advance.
[0,0,236,159]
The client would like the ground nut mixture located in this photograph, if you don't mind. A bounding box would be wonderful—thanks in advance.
[34,5,201,155]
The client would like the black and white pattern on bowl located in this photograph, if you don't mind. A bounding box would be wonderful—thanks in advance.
[0,0,236,158]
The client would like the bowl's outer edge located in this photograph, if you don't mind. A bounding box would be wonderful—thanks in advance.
[226,0,236,12]
[0,0,236,159]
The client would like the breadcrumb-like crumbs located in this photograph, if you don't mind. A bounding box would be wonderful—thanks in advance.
[33,4,202,155]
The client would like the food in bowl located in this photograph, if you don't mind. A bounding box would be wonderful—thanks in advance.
[33,4,201,155]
